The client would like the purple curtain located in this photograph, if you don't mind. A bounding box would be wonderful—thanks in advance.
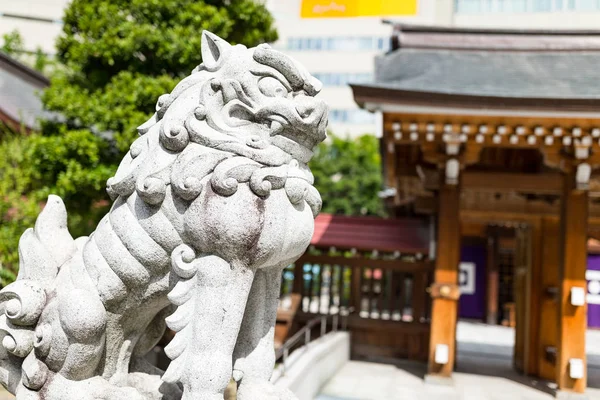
[587,255,600,328]
[459,244,487,320]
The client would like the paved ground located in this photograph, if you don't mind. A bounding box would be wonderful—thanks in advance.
[317,360,600,400]
[456,320,600,387]
[1,321,599,399]
[317,321,600,400]
[456,320,600,366]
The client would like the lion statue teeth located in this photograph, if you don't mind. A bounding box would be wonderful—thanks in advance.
[0,31,327,400]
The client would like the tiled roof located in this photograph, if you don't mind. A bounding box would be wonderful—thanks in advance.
[0,52,50,130]
[311,213,430,254]
[372,49,600,100]
[353,24,600,102]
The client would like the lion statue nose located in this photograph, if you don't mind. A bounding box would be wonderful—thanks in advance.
[295,96,326,122]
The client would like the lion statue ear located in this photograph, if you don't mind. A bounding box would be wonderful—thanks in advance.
[201,31,231,70]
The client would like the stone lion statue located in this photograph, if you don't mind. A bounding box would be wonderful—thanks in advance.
[0,31,327,399]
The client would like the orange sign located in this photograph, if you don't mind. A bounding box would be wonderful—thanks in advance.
[301,0,418,18]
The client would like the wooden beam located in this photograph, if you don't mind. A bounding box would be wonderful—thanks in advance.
[419,170,563,194]
[485,231,499,325]
[382,114,600,134]
[463,172,562,194]
[461,210,551,223]
[462,219,486,238]
[414,195,437,215]
[556,172,588,394]
[292,257,305,295]
[383,138,399,206]
[428,179,461,378]
[525,219,543,376]
[513,226,529,373]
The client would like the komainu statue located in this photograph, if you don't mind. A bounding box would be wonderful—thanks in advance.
[0,31,327,400]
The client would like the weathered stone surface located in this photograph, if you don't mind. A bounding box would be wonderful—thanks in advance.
[0,31,327,399]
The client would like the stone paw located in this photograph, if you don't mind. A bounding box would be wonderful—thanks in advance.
[237,379,298,400]
[17,373,148,400]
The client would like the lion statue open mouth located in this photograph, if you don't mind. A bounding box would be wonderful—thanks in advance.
[0,31,327,400]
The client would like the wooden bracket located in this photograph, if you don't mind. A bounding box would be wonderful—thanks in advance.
[428,283,461,300]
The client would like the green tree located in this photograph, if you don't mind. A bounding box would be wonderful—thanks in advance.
[0,0,278,285]
[309,134,385,217]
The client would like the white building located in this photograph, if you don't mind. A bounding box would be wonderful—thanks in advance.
[0,0,67,54]
[266,0,438,136]
[267,0,600,137]
[450,0,600,29]
[3,0,600,136]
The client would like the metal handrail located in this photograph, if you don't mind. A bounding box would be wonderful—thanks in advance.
[275,307,354,375]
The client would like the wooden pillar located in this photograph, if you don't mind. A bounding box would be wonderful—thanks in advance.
[427,180,461,378]
[538,217,560,381]
[382,135,398,205]
[485,229,499,325]
[292,257,305,295]
[526,220,543,376]
[556,171,588,394]
[514,226,529,373]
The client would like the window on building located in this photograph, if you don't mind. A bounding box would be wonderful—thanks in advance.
[286,37,389,52]
[287,38,295,50]
[578,0,600,10]
[329,109,375,124]
[497,0,528,12]
[456,0,483,12]
[533,0,552,11]
[311,73,373,87]
[456,0,600,12]
[359,37,373,50]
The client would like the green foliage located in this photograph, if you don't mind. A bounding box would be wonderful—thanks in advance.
[0,0,278,286]
[0,128,113,283]
[54,0,277,87]
[1,31,24,56]
[1,30,55,75]
[310,134,385,217]
[33,48,51,73]
[0,132,42,285]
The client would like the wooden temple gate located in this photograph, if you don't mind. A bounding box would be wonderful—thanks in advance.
[349,25,600,396]
[371,115,596,393]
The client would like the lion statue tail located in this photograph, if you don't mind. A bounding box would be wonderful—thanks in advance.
[0,195,76,393]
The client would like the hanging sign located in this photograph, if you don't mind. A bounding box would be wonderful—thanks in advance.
[459,262,476,295]
[301,0,418,18]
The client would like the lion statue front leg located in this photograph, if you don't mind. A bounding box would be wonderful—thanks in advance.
[233,267,297,400]
[162,248,256,400]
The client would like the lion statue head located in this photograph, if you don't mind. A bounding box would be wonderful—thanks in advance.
[106,31,328,214]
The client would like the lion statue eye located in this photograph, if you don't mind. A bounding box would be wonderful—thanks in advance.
[258,77,288,98]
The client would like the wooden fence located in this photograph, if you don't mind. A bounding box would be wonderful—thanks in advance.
[281,253,434,361]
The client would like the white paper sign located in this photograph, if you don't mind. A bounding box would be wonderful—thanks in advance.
[459,262,476,295]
